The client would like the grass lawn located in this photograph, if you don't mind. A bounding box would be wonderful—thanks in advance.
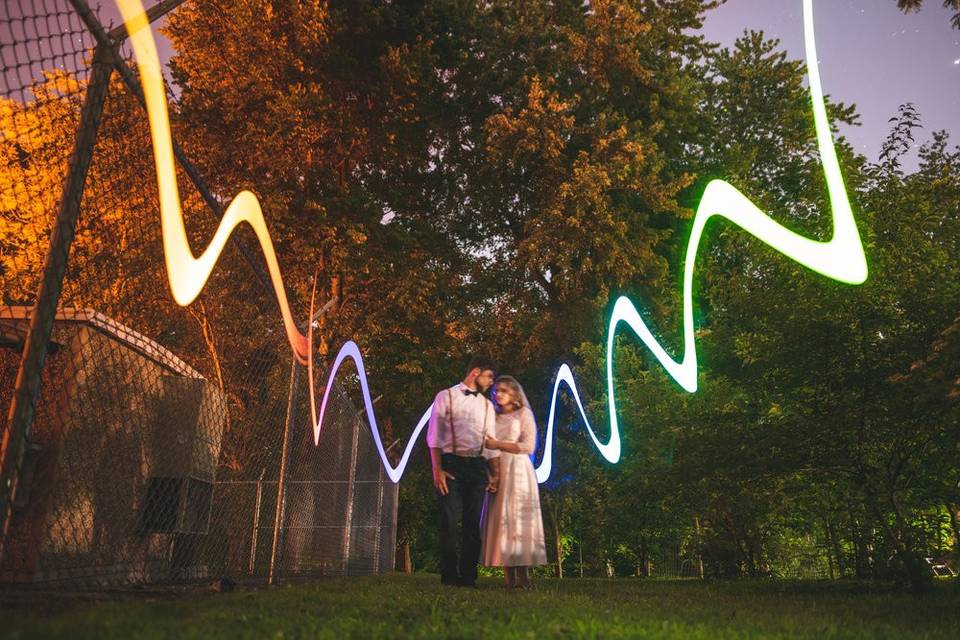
[2,574,959,639]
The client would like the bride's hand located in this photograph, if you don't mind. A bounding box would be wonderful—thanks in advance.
[485,435,498,450]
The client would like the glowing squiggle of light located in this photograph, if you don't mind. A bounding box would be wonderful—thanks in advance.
[310,339,432,484]
[316,0,867,483]
[117,0,866,485]
[534,0,867,481]
[113,0,309,365]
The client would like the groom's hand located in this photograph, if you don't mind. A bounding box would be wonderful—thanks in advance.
[433,469,455,495]
[486,475,499,493]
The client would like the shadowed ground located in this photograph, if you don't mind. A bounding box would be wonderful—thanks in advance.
[2,573,959,639]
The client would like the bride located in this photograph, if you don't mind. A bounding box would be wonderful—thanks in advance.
[481,375,547,589]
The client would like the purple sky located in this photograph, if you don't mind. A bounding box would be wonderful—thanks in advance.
[701,0,959,172]
[94,0,960,172]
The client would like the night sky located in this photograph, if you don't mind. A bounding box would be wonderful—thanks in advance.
[91,0,960,172]
[701,0,959,172]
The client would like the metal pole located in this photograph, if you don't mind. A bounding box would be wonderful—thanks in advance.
[389,482,398,572]
[106,0,188,41]
[341,409,361,575]
[268,357,299,585]
[372,463,384,573]
[249,468,265,575]
[0,46,114,560]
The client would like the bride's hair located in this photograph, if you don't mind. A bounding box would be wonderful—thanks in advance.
[494,375,526,413]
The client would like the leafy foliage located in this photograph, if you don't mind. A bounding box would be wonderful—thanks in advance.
[6,0,957,587]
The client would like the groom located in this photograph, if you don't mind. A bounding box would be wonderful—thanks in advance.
[427,355,500,587]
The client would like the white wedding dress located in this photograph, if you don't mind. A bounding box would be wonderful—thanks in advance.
[480,406,547,567]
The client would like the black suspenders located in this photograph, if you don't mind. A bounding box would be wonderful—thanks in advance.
[447,388,489,457]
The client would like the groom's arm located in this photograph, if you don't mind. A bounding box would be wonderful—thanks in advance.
[427,393,454,495]
[430,447,453,495]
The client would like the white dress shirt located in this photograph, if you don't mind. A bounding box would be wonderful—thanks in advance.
[426,383,499,459]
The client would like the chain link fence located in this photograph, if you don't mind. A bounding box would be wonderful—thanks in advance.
[1,0,396,590]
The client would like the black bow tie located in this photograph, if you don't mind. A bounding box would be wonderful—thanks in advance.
[462,389,482,397]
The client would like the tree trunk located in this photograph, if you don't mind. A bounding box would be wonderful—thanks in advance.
[579,539,584,578]
[403,541,412,574]
[851,516,872,579]
[720,512,756,577]
[639,536,649,577]
[694,516,705,579]
[824,518,836,579]
[828,517,845,578]
[187,301,229,432]
[948,501,960,553]
[554,519,563,579]
[548,497,563,578]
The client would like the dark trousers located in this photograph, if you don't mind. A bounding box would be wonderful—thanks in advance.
[437,454,487,585]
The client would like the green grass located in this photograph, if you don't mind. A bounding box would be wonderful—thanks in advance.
[3,574,959,639]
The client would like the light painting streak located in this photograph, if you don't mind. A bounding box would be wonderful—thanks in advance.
[535,0,867,481]
[116,0,866,485]
[113,0,309,365]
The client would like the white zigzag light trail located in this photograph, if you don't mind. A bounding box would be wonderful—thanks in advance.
[116,0,866,485]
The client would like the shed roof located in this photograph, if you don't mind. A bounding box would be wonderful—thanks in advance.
[0,307,204,380]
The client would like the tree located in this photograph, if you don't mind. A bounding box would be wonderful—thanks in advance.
[895,0,960,29]
[164,0,483,469]
[151,1,960,586]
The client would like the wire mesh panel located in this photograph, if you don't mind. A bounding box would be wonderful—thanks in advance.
[1,0,397,590]
[0,308,227,587]
[1,0,95,308]
[276,376,398,579]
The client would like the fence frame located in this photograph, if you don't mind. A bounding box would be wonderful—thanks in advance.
[0,18,115,562]
[0,0,397,583]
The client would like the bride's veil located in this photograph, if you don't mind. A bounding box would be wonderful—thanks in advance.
[495,375,532,413]
[514,379,532,412]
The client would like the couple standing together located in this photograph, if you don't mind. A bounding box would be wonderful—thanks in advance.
[426,356,547,589]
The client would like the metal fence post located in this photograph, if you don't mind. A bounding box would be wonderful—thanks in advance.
[249,468,266,575]
[0,46,114,560]
[67,0,288,313]
[268,357,299,585]
[389,482,399,571]
[341,412,361,575]
[373,466,384,573]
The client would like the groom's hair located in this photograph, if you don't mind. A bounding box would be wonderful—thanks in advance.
[465,355,496,377]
